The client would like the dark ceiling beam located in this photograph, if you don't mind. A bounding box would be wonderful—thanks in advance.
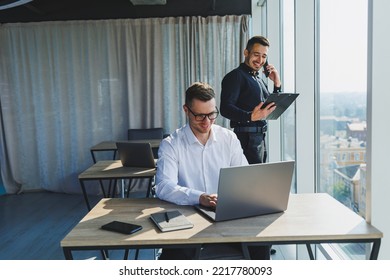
[0,0,251,23]
[24,3,45,15]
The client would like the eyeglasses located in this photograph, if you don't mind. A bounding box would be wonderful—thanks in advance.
[186,105,219,121]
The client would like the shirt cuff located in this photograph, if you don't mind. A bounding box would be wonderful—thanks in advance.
[273,85,282,93]
[246,111,252,122]
[190,190,205,205]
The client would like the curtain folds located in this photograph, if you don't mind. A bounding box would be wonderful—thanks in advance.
[0,15,250,194]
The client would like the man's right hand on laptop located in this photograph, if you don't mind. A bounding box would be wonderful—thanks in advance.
[199,193,218,208]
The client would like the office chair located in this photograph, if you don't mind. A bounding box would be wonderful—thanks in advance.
[127,127,164,140]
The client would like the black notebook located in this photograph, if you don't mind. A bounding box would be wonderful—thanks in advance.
[150,210,194,232]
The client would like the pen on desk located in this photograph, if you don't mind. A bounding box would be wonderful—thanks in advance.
[165,212,170,222]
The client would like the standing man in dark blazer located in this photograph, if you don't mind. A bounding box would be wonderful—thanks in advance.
[220,36,282,164]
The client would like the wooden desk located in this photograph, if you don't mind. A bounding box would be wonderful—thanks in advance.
[78,160,156,210]
[61,193,382,260]
[90,139,162,163]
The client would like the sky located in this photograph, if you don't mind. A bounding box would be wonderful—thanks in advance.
[282,0,368,94]
[319,0,368,93]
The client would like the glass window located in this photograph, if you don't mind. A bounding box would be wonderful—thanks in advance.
[317,0,368,259]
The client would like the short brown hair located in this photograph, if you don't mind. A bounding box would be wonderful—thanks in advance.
[185,82,215,107]
[245,36,270,52]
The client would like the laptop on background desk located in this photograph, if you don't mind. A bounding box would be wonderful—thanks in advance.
[195,161,295,222]
[116,142,156,168]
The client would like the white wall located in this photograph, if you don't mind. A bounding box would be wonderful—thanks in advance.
[294,0,316,195]
[367,0,390,260]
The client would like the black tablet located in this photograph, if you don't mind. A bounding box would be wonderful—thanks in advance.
[261,93,299,120]
[101,221,143,235]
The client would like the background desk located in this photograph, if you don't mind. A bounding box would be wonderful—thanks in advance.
[61,193,382,260]
[90,139,162,163]
[78,160,156,210]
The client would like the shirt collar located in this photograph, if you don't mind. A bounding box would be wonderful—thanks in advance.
[240,63,259,77]
[184,124,217,146]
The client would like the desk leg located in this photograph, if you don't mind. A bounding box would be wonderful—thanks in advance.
[146,177,153,198]
[306,244,315,260]
[123,249,129,260]
[126,179,133,198]
[99,180,107,197]
[370,239,381,260]
[101,250,109,260]
[194,246,202,259]
[63,248,74,260]
[79,180,91,211]
[90,151,97,163]
[240,243,251,259]
[110,179,118,197]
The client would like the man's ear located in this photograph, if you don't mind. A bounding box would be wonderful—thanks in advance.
[183,104,189,116]
[244,49,249,58]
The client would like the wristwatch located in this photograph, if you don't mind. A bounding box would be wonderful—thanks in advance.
[273,85,282,93]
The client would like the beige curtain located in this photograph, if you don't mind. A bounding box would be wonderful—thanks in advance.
[0,15,250,194]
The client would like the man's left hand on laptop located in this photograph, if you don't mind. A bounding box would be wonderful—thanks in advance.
[199,193,218,208]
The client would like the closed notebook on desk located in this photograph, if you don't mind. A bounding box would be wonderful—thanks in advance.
[150,210,194,232]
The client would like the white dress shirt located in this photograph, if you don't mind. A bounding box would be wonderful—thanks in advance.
[155,124,248,205]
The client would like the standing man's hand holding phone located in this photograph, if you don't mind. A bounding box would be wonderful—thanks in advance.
[262,60,281,88]
[263,60,270,77]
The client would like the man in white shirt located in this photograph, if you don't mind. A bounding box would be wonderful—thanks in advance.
[155,82,270,260]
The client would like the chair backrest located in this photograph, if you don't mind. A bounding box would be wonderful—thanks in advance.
[127,128,164,141]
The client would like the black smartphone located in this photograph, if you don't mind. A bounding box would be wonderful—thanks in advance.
[101,221,143,234]
[263,60,270,77]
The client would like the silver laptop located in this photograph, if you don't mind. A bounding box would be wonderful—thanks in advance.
[195,161,295,222]
[116,142,156,168]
